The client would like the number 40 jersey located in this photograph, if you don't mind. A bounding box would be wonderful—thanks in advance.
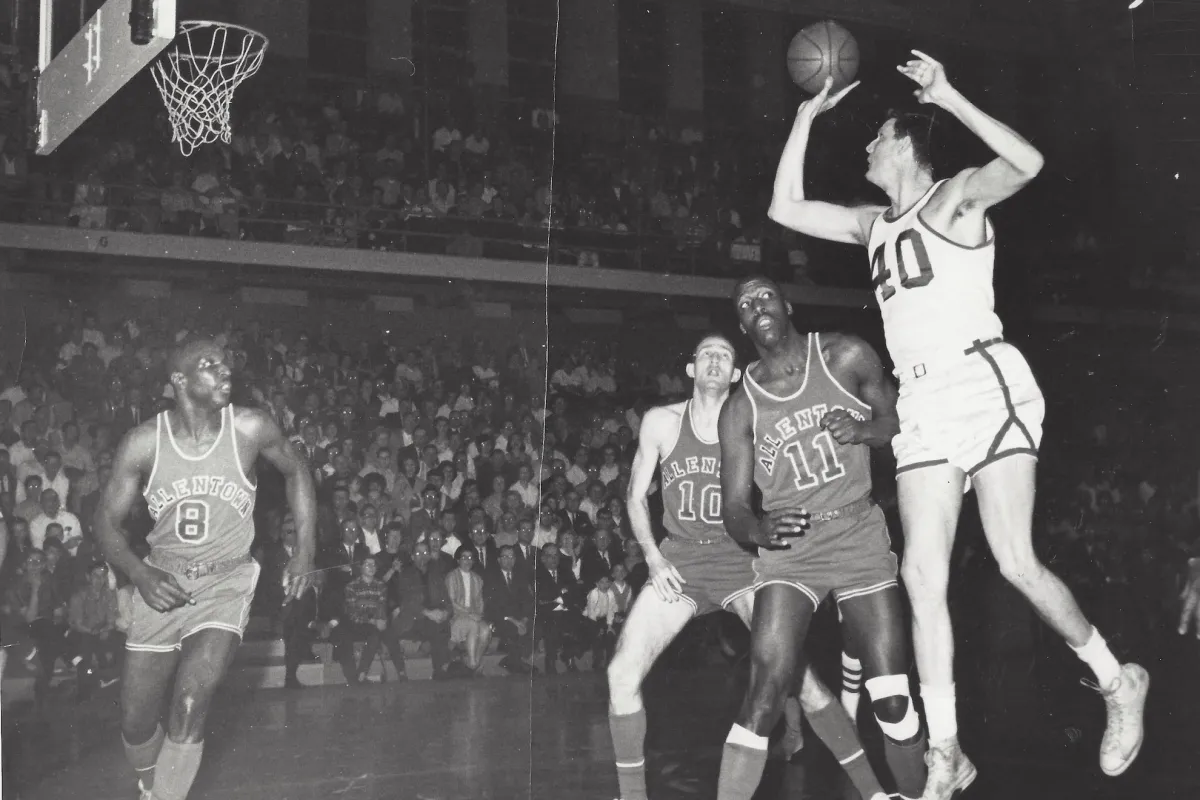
[744,333,873,516]
[142,404,258,563]
[868,179,1003,371]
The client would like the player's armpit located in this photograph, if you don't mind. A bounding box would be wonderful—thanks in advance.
[953,156,1041,212]
[767,199,883,246]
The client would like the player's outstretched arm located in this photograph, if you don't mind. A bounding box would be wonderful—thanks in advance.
[243,408,318,600]
[768,77,885,246]
[899,50,1043,210]
[95,425,193,612]
[626,406,685,600]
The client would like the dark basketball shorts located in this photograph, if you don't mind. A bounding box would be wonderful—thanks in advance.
[659,536,758,616]
[126,558,261,653]
[893,339,1044,487]
[751,505,898,611]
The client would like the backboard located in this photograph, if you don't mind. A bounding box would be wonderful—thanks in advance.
[35,0,176,155]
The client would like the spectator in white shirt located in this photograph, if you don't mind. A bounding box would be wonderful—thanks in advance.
[510,464,539,508]
[357,505,385,555]
[30,489,82,551]
[17,451,70,506]
[432,120,462,152]
[584,575,619,668]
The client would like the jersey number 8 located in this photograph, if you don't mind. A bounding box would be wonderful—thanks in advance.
[677,480,722,525]
[175,500,210,544]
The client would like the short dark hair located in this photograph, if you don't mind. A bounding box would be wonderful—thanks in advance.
[454,545,475,560]
[887,109,936,175]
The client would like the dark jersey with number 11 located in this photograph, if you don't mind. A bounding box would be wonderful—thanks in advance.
[744,333,872,515]
[660,401,726,542]
[142,404,257,563]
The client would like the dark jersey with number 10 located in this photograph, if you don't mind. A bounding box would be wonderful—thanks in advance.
[142,404,257,563]
[744,333,873,515]
[660,401,726,542]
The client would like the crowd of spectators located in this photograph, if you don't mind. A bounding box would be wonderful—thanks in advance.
[1,288,1195,710]
[0,296,709,700]
[0,63,806,280]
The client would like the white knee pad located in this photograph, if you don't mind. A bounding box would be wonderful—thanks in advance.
[864,674,920,741]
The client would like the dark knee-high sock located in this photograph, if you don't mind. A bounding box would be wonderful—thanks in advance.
[609,708,648,800]
[883,730,928,800]
[151,738,204,800]
[123,724,165,789]
[806,701,885,799]
[716,724,769,800]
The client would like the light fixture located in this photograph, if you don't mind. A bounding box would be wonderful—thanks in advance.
[1129,0,1144,9]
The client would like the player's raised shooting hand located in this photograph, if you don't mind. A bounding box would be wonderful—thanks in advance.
[821,408,868,446]
[795,76,860,126]
[754,509,811,550]
[1178,558,1200,639]
[898,50,955,106]
[132,564,194,612]
[283,554,314,602]
[646,552,686,601]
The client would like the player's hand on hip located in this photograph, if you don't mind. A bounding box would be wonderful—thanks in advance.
[646,553,686,601]
[1178,558,1200,638]
[755,509,811,550]
[796,76,860,125]
[133,565,193,612]
[821,409,867,445]
[898,50,955,105]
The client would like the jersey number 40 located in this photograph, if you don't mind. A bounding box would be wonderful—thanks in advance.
[871,229,934,302]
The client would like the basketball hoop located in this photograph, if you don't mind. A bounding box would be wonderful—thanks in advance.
[150,21,268,157]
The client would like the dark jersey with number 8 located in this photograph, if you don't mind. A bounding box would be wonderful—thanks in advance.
[142,404,257,563]
[744,333,873,515]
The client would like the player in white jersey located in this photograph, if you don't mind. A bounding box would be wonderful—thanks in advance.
[763,54,1148,799]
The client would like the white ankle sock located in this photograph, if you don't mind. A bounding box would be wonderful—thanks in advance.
[920,682,958,744]
[1071,627,1121,688]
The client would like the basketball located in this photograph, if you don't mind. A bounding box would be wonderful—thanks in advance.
[787,20,859,95]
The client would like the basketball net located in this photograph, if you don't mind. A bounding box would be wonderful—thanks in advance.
[151,21,268,157]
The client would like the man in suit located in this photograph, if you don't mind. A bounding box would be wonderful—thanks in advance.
[408,486,442,544]
[581,526,623,589]
[512,522,539,582]
[535,544,586,673]
[326,518,370,617]
[484,545,536,674]
[467,520,499,576]
[560,490,594,539]
[281,568,330,689]
[390,540,453,679]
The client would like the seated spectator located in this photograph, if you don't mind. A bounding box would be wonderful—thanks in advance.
[534,544,587,674]
[29,489,82,552]
[390,541,453,679]
[483,546,535,674]
[582,573,619,670]
[610,563,633,618]
[331,555,404,685]
[281,539,328,690]
[5,549,68,702]
[67,561,122,697]
[446,546,491,675]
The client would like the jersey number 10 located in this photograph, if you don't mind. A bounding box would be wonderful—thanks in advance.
[677,480,722,525]
[871,229,934,302]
